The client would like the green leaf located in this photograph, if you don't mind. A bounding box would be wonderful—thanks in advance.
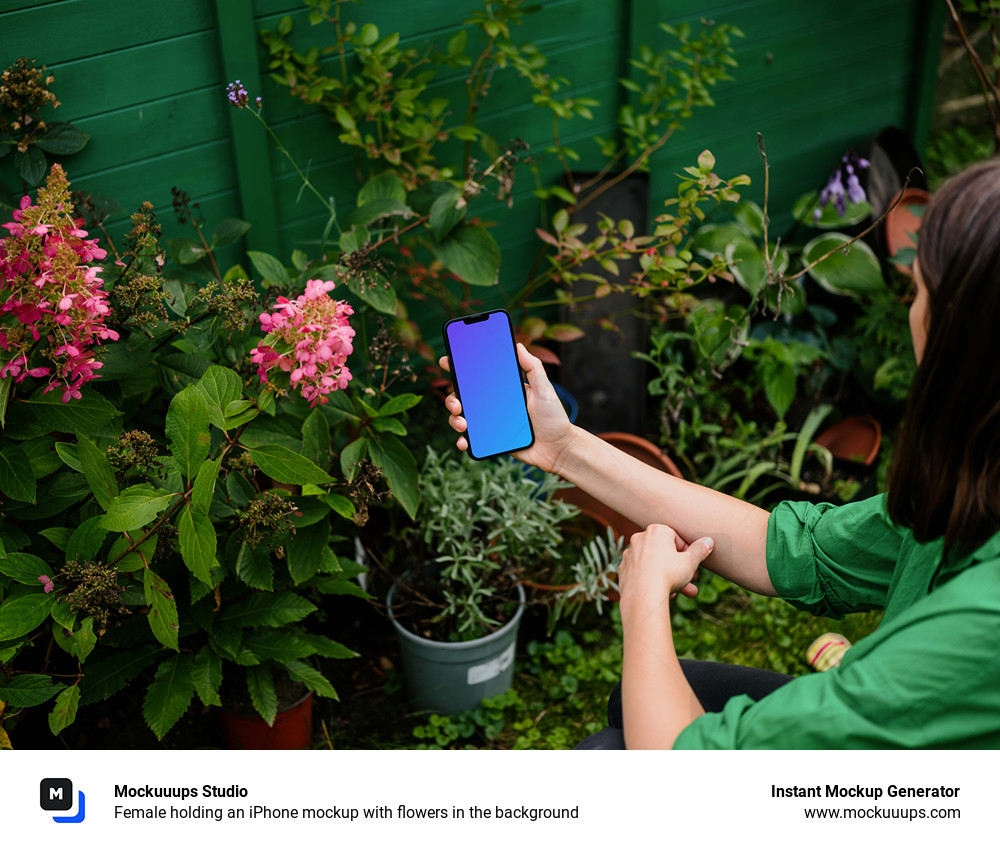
[79,646,162,705]
[54,441,83,472]
[143,655,194,740]
[759,357,796,420]
[39,527,72,551]
[334,104,356,131]
[74,433,119,510]
[50,597,77,631]
[100,484,174,532]
[0,551,51,585]
[0,674,65,707]
[282,659,338,699]
[224,399,257,430]
[431,224,500,285]
[48,684,81,735]
[0,444,34,503]
[191,454,223,516]
[156,352,210,393]
[165,384,211,481]
[368,432,419,518]
[301,408,331,467]
[0,376,12,428]
[21,388,119,431]
[346,275,397,314]
[247,250,290,286]
[358,171,407,205]
[197,365,244,430]
[287,521,328,585]
[211,218,252,249]
[246,665,277,725]
[36,121,89,154]
[300,633,358,659]
[214,591,317,629]
[340,437,368,481]
[245,444,334,485]
[802,234,885,297]
[66,515,108,562]
[429,187,465,241]
[191,646,223,707]
[178,504,216,586]
[66,616,97,662]
[0,592,53,640]
[322,493,355,520]
[14,146,46,185]
[242,629,313,662]
[371,417,406,434]
[235,541,273,591]
[144,568,180,651]
[348,198,413,227]
[376,393,421,417]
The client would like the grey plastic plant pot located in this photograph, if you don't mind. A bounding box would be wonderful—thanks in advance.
[386,581,526,715]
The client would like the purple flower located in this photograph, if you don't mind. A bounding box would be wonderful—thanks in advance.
[37,574,54,593]
[227,80,249,108]
[814,151,870,221]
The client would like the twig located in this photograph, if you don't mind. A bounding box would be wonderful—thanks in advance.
[944,0,1000,150]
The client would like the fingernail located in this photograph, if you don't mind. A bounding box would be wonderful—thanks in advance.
[704,537,715,552]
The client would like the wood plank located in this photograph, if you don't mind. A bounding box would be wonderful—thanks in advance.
[0,0,212,66]
[35,32,221,115]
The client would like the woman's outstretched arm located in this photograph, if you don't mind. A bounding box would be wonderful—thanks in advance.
[441,344,775,597]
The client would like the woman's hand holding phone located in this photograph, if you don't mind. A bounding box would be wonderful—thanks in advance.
[440,342,575,474]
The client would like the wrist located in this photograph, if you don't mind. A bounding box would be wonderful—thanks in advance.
[550,423,585,478]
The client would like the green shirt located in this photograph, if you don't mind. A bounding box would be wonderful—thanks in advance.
[672,494,1000,749]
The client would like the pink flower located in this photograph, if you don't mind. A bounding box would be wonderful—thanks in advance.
[250,278,355,407]
[38,575,54,593]
[0,164,119,402]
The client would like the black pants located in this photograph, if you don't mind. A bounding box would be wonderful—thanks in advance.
[573,660,794,749]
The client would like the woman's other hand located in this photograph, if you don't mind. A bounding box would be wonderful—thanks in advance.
[618,524,715,626]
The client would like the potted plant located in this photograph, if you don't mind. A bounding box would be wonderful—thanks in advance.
[384,446,621,715]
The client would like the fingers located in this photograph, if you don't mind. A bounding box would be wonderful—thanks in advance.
[517,342,552,392]
[445,392,462,416]
[438,355,451,373]
[678,582,699,598]
[687,536,715,566]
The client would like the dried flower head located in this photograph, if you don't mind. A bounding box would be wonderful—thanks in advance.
[0,58,59,137]
[63,559,127,630]
[106,430,162,483]
[238,492,298,547]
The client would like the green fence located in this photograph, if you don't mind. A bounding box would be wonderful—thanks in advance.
[1,0,945,321]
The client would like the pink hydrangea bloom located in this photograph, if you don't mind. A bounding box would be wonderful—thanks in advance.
[250,278,355,407]
[38,575,54,593]
[0,164,118,402]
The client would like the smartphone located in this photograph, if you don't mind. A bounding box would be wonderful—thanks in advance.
[442,309,534,460]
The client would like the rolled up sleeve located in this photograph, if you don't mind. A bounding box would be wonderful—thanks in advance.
[766,495,902,618]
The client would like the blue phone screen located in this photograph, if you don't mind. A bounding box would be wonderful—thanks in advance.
[445,311,533,458]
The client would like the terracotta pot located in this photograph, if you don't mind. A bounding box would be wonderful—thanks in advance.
[884,187,930,271]
[219,691,313,750]
[814,415,882,466]
[553,432,683,539]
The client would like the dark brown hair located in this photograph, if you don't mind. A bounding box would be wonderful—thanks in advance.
[887,159,1000,556]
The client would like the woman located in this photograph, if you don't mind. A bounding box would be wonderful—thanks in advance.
[440,160,1000,748]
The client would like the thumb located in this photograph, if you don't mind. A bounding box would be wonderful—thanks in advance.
[687,536,715,566]
[517,343,553,391]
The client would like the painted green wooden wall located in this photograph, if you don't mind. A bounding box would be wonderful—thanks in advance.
[1,0,944,326]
